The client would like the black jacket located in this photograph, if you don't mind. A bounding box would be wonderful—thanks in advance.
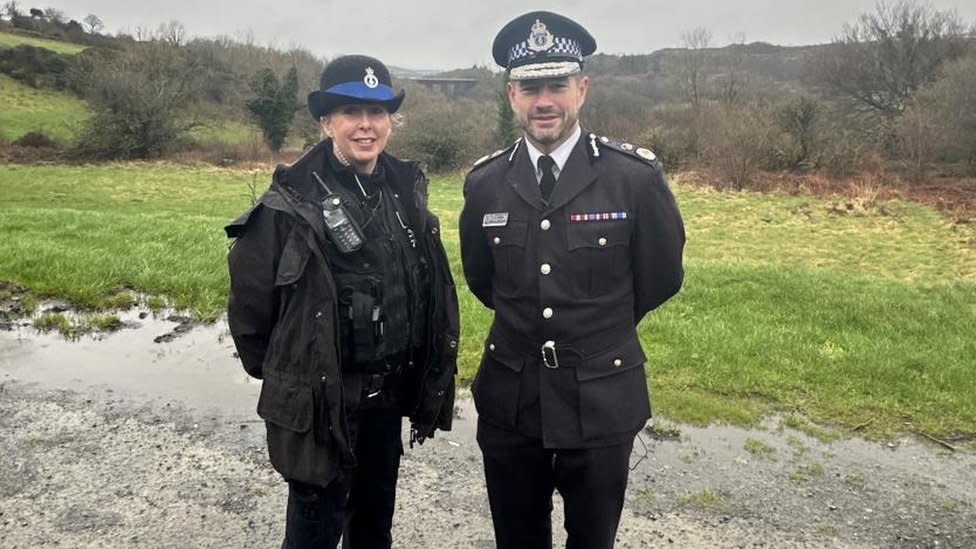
[460,132,684,448]
[226,140,458,487]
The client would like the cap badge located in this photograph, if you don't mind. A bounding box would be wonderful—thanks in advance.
[527,19,555,52]
[363,67,379,89]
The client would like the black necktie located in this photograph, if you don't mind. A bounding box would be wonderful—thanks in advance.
[538,155,556,201]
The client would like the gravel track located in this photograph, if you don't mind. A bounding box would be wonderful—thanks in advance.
[1,320,974,548]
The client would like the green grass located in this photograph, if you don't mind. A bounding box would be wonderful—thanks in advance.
[789,463,825,482]
[188,121,261,145]
[744,438,777,459]
[0,163,265,320]
[0,31,87,54]
[1,164,975,439]
[0,74,88,142]
[676,489,733,511]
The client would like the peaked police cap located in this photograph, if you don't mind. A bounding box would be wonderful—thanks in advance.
[491,11,596,80]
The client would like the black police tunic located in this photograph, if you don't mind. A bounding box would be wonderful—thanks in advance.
[460,132,685,449]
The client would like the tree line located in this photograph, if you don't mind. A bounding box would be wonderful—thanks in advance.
[1,1,974,183]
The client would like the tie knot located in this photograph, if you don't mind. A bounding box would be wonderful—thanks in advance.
[538,155,555,172]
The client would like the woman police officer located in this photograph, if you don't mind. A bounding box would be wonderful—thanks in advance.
[225,55,458,549]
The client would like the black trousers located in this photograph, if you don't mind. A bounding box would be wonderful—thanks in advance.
[477,419,635,549]
[282,403,403,549]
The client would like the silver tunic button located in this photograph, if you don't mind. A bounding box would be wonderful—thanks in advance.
[540,219,551,231]
[540,263,551,275]
[598,237,608,246]
[493,236,501,245]
[613,358,623,367]
[542,307,553,319]
[489,343,496,351]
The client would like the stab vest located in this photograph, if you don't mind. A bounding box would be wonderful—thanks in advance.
[320,158,429,373]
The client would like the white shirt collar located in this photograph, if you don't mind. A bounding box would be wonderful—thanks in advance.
[524,124,582,183]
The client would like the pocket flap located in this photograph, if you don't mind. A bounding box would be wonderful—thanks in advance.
[575,335,646,381]
[274,231,310,286]
[485,220,528,248]
[257,378,313,432]
[566,219,631,250]
[483,340,525,372]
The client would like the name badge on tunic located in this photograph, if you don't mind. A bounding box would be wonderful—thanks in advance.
[482,212,509,227]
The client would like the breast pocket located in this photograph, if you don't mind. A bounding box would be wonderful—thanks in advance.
[485,221,527,296]
[565,219,631,296]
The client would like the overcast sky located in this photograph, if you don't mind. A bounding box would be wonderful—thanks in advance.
[46,1,976,70]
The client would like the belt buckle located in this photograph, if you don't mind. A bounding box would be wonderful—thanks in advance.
[541,340,559,369]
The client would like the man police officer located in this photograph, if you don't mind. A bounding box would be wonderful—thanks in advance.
[459,11,685,549]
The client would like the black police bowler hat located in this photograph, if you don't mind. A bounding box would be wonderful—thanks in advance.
[307,54,405,119]
[491,11,596,80]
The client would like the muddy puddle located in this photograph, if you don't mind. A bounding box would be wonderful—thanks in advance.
[0,310,259,415]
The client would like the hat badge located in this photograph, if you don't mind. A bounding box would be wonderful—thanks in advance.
[363,67,379,89]
[527,19,555,52]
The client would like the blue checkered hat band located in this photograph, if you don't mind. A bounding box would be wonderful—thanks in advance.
[508,36,583,65]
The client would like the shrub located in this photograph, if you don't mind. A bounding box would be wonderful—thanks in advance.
[389,82,493,172]
[74,43,200,159]
[908,51,976,174]
[700,103,776,189]
[772,95,824,170]
[12,131,58,148]
[244,66,300,154]
[0,44,71,89]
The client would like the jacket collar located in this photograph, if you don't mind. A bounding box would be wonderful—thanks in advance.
[506,131,597,213]
[266,139,428,237]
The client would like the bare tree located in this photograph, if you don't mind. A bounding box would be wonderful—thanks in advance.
[3,1,20,18]
[43,7,65,24]
[819,0,967,117]
[83,13,103,34]
[719,32,747,105]
[157,20,186,46]
[678,27,711,109]
[134,25,150,42]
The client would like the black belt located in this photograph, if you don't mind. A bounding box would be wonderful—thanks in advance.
[487,322,635,370]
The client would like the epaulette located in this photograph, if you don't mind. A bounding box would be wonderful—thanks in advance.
[470,138,522,173]
[587,133,661,167]
[225,203,264,238]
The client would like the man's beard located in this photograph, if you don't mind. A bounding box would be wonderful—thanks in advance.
[522,111,577,146]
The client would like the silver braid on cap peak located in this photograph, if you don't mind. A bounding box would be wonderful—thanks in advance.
[509,61,582,81]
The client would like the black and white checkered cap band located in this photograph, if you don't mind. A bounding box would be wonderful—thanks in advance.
[508,36,583,65]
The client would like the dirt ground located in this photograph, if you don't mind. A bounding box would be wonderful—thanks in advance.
[1,315,975,549]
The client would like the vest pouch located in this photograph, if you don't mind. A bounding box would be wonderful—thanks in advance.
[336,273,386,366]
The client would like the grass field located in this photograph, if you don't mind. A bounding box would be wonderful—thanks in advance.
[188,121,263,146]
[0,31,87,54]
[1,163,974,439]
[0,74,88,142]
